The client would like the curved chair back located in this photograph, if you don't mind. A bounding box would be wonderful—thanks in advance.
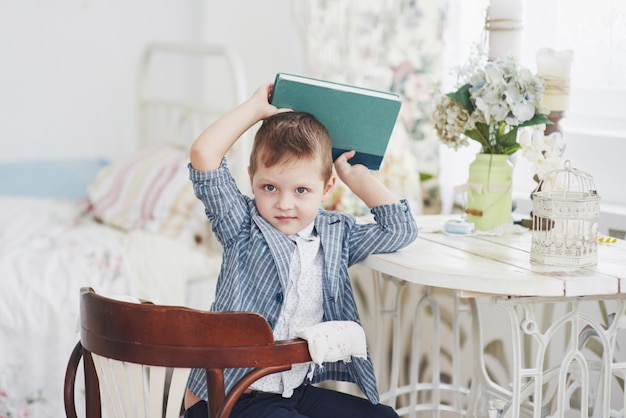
[64,287,310,418]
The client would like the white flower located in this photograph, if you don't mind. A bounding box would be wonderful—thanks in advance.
[517,68,545,103]
[505,85,536,125]
[518,125,565,178]
[432,95,471,150]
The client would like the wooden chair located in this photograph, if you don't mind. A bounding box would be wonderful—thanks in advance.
[64,287,311,418]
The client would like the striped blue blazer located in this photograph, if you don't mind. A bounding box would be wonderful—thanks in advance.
[187,159,418,404]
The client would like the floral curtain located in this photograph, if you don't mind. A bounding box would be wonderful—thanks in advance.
[291,0,448,214]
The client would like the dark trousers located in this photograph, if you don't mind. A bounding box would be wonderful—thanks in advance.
[184,385,398,418]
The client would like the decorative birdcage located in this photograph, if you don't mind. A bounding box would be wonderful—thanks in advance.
[530,160,601,266]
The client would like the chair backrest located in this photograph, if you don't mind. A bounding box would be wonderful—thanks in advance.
[64,287,311,418]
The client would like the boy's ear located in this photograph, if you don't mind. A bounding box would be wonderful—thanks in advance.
[321,174,337,202]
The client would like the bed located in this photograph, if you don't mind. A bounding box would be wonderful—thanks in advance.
[0,42,250,418]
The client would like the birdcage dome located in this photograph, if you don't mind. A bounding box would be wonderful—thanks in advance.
[530,160,601,266]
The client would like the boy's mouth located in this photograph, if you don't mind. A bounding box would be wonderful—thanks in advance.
[275,216,296,222]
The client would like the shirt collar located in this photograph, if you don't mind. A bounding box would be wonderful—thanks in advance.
[291,221,316,241]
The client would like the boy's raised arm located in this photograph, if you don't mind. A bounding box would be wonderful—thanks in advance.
[189,84,282,172]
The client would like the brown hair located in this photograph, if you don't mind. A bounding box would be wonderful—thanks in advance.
[249,112,333,182]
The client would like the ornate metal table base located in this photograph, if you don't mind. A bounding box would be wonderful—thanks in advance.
[364,270,626,418]
[496,295,626,418]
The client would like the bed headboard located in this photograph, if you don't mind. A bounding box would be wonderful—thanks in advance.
[137,41,251,188]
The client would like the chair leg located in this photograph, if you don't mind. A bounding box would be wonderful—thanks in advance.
[83,349,102,418]
[64,342,83,418]
[206,369,225,418]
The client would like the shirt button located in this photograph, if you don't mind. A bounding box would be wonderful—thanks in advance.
[275,292,284,303]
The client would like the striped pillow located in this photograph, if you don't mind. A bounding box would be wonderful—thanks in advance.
[88,145,207,245]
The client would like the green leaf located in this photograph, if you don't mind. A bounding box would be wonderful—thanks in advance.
[419,172,434,182]
[504,143,521,155]
[518,113,553,128]
[464,122,492,152]
[475,122,490,141]
[509,146,521,155]
[446,83,474,114]
[499,127,518,149]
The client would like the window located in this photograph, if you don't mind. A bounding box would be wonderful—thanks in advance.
[441,0,626,218]
[523,0,626,131]
[522,0,625,217]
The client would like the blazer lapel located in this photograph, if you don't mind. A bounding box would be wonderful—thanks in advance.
[252,214,293,291]
[316,213,343,303]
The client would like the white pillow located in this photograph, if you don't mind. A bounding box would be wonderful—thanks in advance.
[295,321,368,366]
[87,145,211,247]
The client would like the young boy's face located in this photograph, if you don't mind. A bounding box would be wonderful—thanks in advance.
[250,155,335,236]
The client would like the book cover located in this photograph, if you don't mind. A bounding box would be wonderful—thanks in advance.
[269,73,401,171]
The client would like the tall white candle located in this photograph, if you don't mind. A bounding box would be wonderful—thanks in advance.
[488,0,523,61]
[536,48,574,112]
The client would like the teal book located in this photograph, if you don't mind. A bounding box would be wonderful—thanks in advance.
[269,73,401,171]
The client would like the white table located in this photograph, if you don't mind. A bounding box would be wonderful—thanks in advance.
[359,215,626,418]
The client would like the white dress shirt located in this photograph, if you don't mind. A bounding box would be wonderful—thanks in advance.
[249,221,323,397]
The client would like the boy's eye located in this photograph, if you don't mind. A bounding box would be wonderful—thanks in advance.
[263,184,276,192]
[295,187,308,194]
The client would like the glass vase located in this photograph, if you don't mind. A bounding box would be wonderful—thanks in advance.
[465,153,513,231]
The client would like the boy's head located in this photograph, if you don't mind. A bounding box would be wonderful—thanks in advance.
[248,112,336,235]
[249,112,333,182]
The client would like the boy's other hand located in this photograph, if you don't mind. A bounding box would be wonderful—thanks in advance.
[333,150,399,208]
[333,150,369,184]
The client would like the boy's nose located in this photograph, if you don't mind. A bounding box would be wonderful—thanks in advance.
[276,193,293,210]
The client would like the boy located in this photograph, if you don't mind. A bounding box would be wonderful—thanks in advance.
[185,83,418,418]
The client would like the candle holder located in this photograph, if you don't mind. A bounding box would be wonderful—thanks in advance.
[536,48,574,113]
[545,111,563,135]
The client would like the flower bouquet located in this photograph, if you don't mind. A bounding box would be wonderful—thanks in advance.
[432,54,554,230]
[433,54,552,155]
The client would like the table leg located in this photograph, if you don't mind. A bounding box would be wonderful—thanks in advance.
[495,296,626,418]
[371,271,497,417]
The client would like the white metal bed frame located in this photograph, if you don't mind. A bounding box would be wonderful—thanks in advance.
[136,42,251,188]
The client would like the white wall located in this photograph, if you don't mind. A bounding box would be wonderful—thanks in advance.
[202,0,305,93]
[0,1,205,162]
[2,1,623,232]
[0,1,303,163]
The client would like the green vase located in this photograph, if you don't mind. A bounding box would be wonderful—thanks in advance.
[465,154,513,231]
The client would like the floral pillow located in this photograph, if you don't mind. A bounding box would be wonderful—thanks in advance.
[87,144,211,247]
[295,321,367,366]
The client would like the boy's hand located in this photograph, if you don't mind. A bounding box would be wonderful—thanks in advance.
[190,82,290,172]
[333,150,399,208]
[333,150,369,184]
[251,83,291,121]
